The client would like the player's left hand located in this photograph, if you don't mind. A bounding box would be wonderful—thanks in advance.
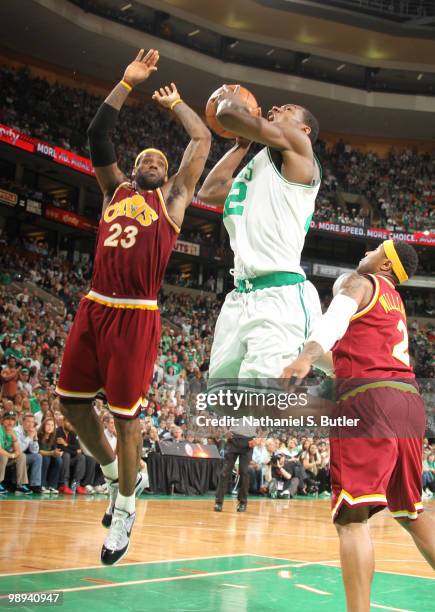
[152,83,182,109]
[280,356,312,390]
[214,86,261,116]
[123,49,159,87]
[214,84,240,105]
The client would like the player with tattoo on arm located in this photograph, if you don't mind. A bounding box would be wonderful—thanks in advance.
[281,240,435,612]
[56,49,211,564]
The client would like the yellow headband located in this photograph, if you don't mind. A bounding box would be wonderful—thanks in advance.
[134,148,168,172]
[383,240,408,284]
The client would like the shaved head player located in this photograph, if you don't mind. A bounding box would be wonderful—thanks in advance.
[56,49,211,564]
[282,240,435,611]
[198,91,323,512]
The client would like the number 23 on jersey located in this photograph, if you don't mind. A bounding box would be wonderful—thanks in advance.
[104,224,138,249]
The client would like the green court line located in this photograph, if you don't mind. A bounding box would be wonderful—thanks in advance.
[0,555,433,612]
[0,556,290,594]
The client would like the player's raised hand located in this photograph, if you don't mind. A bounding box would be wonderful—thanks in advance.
[216,84,239,103]
[214,85,260,116]
[123,49,159,87]
[152,83,182,109]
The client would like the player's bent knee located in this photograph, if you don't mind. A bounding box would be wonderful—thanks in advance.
[59,399,92,421]
[335,504,370,528]
[114,415,141,438]
[394,516,417,532]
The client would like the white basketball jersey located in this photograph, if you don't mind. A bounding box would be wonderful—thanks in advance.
[223,147,321,281]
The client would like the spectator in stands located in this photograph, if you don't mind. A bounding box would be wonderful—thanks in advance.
[142,426,159,457]
[287,437,301,458]
[3,341,24,364]
[102,414,117,452]
[171,426,184,442]
[248,438,269,494]
[299,443,326,495]
[164,366,179,387]
[56,418,87,495]
[17,368,33,396]
[158,419,169,439]
[276,435,291,456]
[153,358,164,386]
[144,404,159,427]
[14,413,42,493]
[1,356,20,399]
[0,410,31,494]
[254,438,278,493]
[422,451,435,498]
[38,417,62,494]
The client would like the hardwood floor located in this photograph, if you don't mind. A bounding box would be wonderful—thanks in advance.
[1,496,434,578]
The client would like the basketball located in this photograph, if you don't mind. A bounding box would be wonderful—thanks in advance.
[205,84,259,138]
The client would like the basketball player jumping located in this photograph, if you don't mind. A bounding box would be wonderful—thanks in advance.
[198,89,324,511]
[281,240,435,611]
[56,49,211,564]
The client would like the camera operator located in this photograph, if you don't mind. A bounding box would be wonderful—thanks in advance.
[269,451,300,499]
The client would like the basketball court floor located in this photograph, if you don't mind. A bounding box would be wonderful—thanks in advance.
[1,495,434,611]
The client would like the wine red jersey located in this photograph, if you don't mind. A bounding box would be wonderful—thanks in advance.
[333,274,414,380]
[91,182,179,300]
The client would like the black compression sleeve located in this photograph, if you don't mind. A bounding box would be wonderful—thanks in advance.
[86,103,119,167]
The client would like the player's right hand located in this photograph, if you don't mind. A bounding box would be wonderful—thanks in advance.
[123,49,159,87]
[280,356,312,390]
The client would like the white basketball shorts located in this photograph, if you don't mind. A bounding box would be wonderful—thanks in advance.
[208,281,322,383]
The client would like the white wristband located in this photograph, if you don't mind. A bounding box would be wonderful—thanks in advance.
[308,294,359,353]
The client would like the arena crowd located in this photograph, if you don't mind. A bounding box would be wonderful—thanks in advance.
[0,238,434,498]
[1,64,433,232]
[0,63,433,500]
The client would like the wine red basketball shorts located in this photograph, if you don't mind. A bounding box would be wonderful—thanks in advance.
[329,384,426,521]
[57,293,160,419]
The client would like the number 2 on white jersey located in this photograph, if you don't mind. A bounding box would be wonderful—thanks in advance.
[392,319,410,367]
[104,223,138,249]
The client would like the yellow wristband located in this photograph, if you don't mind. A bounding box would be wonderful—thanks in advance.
[120,79,133,92]
[170,98,183,111]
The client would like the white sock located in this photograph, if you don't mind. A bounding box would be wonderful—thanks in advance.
[116,492,135,514]
[101,458,118,482]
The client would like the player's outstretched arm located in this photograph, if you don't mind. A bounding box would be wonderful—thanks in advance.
[281,273,373,384]
[197,138,251,205]
[87,49,159,205]
[153,83,211,228]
